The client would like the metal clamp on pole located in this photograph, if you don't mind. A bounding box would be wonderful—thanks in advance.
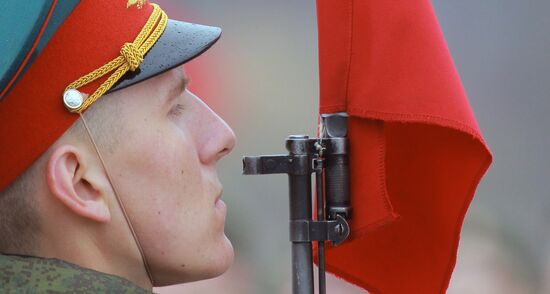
[242,112,351,294]
[289,215,350,246]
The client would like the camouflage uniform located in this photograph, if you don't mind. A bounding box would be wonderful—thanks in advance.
[0,254,152,293]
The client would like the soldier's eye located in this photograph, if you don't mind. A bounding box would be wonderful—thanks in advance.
[169,104,185,116]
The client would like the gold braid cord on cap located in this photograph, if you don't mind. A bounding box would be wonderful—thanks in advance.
[65,4,168,113]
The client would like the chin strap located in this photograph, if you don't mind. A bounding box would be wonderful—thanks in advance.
[79,113,155,286]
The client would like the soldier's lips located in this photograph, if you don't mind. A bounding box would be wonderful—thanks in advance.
[215,198,226,211]
[214,195,227,221]
[214,189,225,210]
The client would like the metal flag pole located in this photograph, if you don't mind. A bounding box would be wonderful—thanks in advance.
[243,113,352,294]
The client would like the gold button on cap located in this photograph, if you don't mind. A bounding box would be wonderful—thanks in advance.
[63,89,84,111]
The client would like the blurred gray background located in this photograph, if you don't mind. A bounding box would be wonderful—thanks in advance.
[154,1,550,293]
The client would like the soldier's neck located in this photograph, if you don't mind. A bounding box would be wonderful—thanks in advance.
[36,216,153,290]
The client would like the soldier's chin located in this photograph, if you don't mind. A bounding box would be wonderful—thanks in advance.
[202,235,235,279]
[153,235,234,286]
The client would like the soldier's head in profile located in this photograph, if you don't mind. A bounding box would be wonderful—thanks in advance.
[0,0,235,291]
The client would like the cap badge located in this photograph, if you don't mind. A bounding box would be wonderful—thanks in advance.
[127,0,146,9]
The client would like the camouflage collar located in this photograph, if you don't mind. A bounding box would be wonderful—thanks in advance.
[0,253,153,293]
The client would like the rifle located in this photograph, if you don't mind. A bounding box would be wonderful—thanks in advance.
[243,112,352,294]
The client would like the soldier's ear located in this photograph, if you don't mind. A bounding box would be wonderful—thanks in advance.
[45,144,111,223]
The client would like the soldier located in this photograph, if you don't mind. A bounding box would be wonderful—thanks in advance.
[0,0,235,292]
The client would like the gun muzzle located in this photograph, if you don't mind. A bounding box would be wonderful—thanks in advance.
[321,113,351,220]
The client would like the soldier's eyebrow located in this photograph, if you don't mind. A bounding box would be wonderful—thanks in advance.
[165,74,190,106]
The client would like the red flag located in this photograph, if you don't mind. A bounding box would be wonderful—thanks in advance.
[317,0,492,293]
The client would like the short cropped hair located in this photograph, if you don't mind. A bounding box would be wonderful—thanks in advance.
[0,159,41,253]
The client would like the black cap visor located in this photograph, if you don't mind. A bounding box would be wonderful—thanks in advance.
[108,19,221,93]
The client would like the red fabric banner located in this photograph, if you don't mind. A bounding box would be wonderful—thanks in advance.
[317,0,492,293]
